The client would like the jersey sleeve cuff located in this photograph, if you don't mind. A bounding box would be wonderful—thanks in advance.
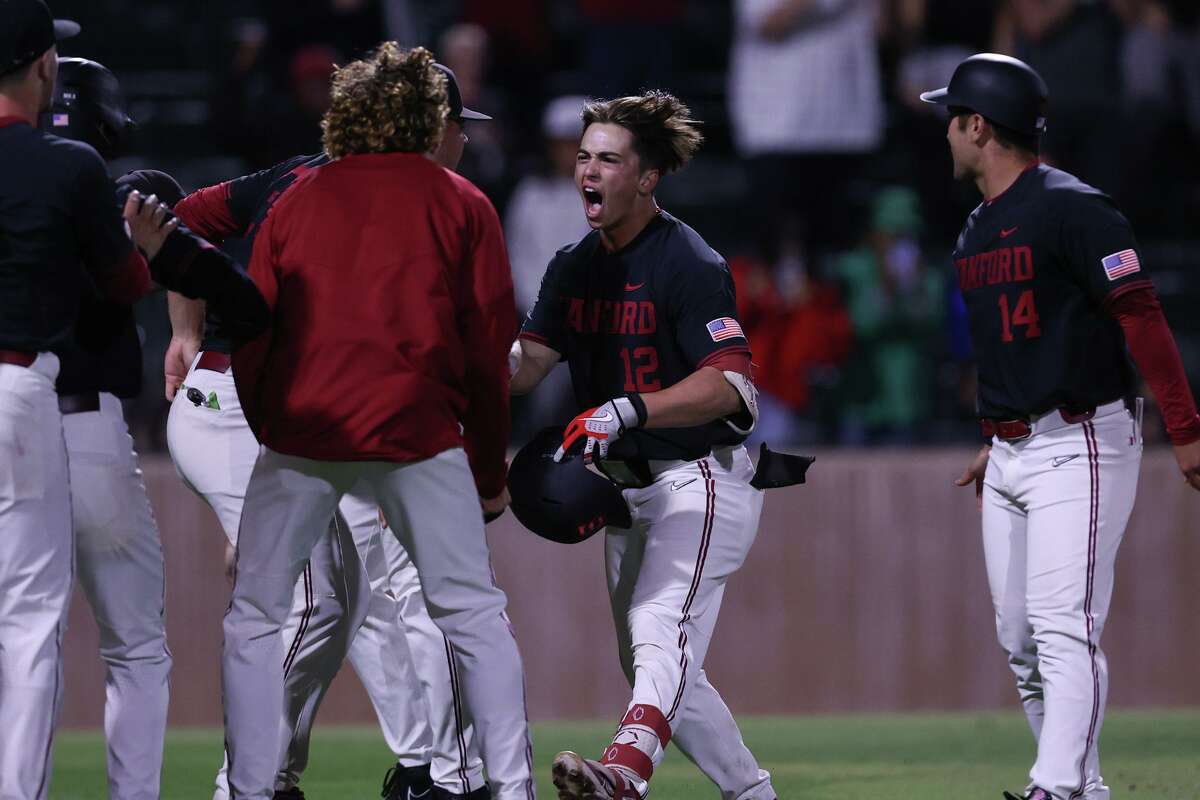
[696,345,751,372]
[1101,278,1156,311]
[1168,415,1200,447]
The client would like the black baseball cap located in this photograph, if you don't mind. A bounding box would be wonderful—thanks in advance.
[1,0,80,76]
[434,62,490,121]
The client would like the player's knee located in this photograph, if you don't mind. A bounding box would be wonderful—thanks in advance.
[419,577,508,635]
[994,615,1036,659]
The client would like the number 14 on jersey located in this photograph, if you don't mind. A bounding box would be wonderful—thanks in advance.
[999,290,1041,342]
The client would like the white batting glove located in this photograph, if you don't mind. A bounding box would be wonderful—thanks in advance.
[554,396,643,464]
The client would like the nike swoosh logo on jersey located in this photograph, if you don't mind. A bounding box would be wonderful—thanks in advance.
[1052,454,1080,467]
[625,281,645,291]
[999,226,1019,238]
[670,478,697,492]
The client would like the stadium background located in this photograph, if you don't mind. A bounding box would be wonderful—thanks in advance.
[43,0,1200,796]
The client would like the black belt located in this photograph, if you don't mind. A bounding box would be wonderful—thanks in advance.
[59,392,101,415]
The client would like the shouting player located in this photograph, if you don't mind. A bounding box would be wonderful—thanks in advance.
[510,92,775,800]
[921,54,1200,800]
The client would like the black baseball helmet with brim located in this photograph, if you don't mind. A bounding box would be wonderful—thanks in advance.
[920,52,1048,136]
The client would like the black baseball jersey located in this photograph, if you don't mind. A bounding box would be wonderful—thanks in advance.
[0,118,137,353]
[953,163,1151,419]
[179,153,329,353]
[522,210,751,461]
[55,298,141,397]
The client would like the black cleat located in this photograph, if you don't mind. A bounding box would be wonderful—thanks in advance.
[273,789,305,800]
[382,762,434,799]
[1003,789,1052,800]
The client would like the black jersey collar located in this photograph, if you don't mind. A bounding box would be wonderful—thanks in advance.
[985,159,1041,207]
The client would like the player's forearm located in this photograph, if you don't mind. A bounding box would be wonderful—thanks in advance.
[641,367,741,429]
[168,291,206,343]
[510,337,559,395]
[1111,287,1200,445]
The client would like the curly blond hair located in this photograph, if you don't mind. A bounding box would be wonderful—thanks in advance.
[321,43,448,159]
[581,91,703,174]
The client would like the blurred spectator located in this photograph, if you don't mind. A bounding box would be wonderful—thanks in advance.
[439,23,508,200]
[576,0,686,97]
[729,0,885,259]
[505,96,593,316]
[263,0,385,63]
[212,39,339,169]
[833,187,945,443]
[997,0,1123,192]
[1108,0,1200,234]
[888,0,1000,243]
[731,214,854,445]
[505,95,592,440]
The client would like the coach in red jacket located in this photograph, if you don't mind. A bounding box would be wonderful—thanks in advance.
[221,45,534,800]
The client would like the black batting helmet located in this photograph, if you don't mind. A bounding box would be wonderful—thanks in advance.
[42,57,135,159]
[920,53,1048,136]
[507,427,632,544]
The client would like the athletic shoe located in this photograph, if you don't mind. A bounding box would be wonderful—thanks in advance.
[1003,789,1053,800]
[432,786,491,798]
[551,751,643,800]
[381,762,433,799]
[273,789,305,800]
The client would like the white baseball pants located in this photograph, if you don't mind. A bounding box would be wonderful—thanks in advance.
[606,446,774,800]
[166,357,471,795]
[0,354,72,800]
[376,519,486,794]
[222,447,534,800]
[982,401,1141,800]
[63,392,171,800]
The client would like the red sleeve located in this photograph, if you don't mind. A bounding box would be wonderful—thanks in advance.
[696,347,752,378]
[458,193,518,498]
[97,247,152,305]
[174,182,239,244]
[1109,286,1200,446]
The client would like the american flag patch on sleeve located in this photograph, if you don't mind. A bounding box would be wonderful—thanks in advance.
[52,113,69,127]
[706,317,744,342]
[1101,249,1141,281]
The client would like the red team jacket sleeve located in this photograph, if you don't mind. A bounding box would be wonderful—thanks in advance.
[458,193,518,499]
[1108,286,1200,446]
[174,182,239,244]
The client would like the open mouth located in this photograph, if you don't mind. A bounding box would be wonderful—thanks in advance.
[582,186,603,218]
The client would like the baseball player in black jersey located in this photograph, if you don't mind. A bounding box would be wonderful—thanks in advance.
[922,54,1200,800]
[40,56,176,800]
[512,92,775,800]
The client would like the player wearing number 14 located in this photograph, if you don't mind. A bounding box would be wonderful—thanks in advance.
[924,54,1200,800]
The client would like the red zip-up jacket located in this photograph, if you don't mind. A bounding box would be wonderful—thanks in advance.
[231,152,516,497]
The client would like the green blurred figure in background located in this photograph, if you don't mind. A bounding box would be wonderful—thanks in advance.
[835,187,946,443]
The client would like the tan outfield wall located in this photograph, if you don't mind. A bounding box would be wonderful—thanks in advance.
[58,449,1200,728]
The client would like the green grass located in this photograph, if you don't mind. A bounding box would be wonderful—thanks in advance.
[51,710,1200,799]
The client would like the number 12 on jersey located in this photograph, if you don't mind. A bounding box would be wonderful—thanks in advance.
[620,346,662,392]
[999,290,1041,342]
